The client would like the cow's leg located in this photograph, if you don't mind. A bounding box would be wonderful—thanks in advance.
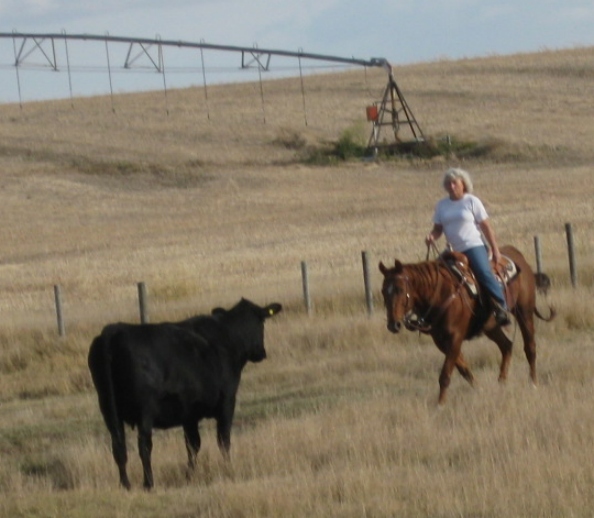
[183,421,201,477]
[138,424,154,490]
[216,405,234,460]
[484,326,514,382]
[109,422,131,490]
[216,422,231,459]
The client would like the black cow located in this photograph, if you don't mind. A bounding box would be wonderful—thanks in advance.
[88,298,282,490]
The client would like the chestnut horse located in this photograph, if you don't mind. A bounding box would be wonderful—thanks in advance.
[379,245,555,404]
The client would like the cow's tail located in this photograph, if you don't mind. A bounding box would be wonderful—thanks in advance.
[88,333,123,441]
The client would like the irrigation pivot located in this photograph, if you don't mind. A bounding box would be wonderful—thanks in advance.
[1,32,425,144]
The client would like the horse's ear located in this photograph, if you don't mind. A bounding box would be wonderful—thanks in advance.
[379,260,404,275]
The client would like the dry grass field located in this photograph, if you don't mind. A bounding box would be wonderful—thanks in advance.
[0,46,593,517]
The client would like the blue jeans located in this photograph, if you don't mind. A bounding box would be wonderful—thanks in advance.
[462,246,507,309]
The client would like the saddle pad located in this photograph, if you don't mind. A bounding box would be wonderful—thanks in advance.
[444,253,518,299]
[498,255,518,284]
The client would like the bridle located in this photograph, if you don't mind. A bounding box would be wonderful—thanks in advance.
[384,271,428,332]
[396,273,432,332]
[386,263,469,334]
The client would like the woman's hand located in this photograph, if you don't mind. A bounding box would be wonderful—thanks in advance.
[426,224,443,246]
[492,247,503,264]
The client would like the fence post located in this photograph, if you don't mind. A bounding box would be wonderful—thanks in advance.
[361,251,374,316]
[565,223,577,287]
[53,285,65,337]
[533,235,542,274]
[138,282,149,323]
[301,261,312,315]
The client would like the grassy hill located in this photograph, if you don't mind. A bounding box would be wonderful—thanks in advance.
[0,46,593,517]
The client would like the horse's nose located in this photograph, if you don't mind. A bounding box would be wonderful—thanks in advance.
[387,321,401,333]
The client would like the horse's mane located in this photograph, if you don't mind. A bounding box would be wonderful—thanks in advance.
[403,260,451,293]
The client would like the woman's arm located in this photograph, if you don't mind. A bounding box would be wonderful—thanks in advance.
[479,219,502,263]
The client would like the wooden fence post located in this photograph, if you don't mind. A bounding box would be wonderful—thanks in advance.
[361,251,374,316]
[565,223,577,287]
[53,285,65,337]
[533,235,542,274]
[301,261,312,315]
[138,282,149,323]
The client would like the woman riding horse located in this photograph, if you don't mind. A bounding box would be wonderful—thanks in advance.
[425,168,510,326]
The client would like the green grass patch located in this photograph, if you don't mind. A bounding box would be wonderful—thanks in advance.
[300,131,577,165]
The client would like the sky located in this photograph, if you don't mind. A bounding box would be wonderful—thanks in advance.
[1,0,594,103]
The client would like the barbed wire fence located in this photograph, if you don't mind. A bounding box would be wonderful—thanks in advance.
[46,224,581,338]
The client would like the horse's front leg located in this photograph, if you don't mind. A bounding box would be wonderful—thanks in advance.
[435,335,464,405]
[438,359,455,405]
[455,352,475,387]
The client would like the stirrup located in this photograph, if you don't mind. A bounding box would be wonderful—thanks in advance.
[494,305,511,326]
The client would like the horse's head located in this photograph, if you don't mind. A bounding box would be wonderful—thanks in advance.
[379,260,410,333]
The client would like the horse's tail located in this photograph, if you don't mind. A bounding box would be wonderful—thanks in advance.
[534,272,551,295]
[535,305,556,322]
[533,271,556,321]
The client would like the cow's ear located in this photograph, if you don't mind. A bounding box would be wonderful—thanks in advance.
[263,303,282,318]
[379,261,388,275]
[211,307,226,316]
[394,260,404,273]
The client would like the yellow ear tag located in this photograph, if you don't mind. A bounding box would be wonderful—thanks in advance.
[269,308,274,315]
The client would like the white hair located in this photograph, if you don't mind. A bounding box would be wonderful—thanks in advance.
[442,167,473,194]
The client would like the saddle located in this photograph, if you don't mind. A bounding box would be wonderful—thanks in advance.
[441,250,519,305]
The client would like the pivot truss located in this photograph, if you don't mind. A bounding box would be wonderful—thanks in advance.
[3,32,387,74]
[1,32,423,145]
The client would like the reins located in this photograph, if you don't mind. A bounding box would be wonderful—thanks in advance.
[425,241,440,261]
[426,241,479,313]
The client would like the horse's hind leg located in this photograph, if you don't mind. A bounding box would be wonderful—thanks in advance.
[455,353,475,387]
[516,309,537,385]
[485,328,513,382]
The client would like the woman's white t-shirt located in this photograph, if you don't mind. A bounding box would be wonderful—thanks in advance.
[433,194,488,252]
